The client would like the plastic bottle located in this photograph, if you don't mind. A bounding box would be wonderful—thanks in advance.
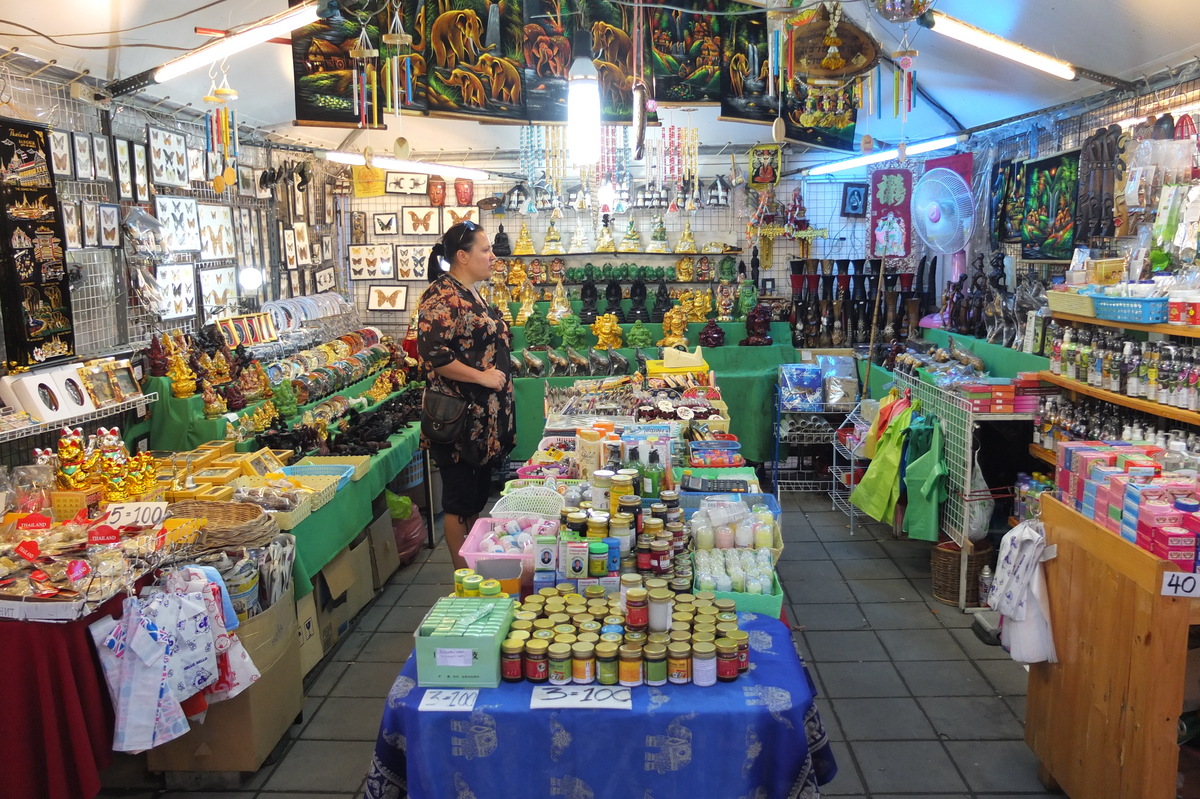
[642,449,665,498]
[978,565,993,607]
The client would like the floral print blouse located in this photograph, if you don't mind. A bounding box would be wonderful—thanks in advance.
[417,275,514,466]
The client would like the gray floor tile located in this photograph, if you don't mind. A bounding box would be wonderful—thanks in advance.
[331,631,371,662]
[835,558,905,580]
[931,603,977,627]
[877,628,968,661]
[945,740,1047,793]
[1004,694,1028,723]
[780,524,820,543]
[354,603,389,633]
[815,661,910,698]
[262,740,377,793]
[805,630,889,662]
[330,661,407,698]
[824,541,889,559]
[776,559,843,582]
[791,603,868,631]
[819,741,866,795]
[355,632,415,662]
[376,584,406,605]
[846,579,924,604]
[851,740,967,794]
[289,695,323,738]
[895,660,993,696]
[832,697,936,740]
[860,602,944,630]
[786,578,858,604]
[878,538,935,559]
[397,583,454,606]
[814,697,843,741]
[948,627,1009,660]
[918,696,1025,740]
[976,660,1030,696]
[410,562,457,583]
[895,557,934,580]
[306,661,349,697]
[778,541,829,560]
[375,604,430,633]
[300,697,386,741]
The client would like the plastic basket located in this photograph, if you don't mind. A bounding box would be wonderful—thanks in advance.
[283,464,354,491]
[688,440,745,467]
[233,474,338,511]
[502,478,587,496]
[490,485,566,520]
[227,491,312,530]
[396,452,425,490]
[516,462,578,480]
[1046,290,1095,316]
[1091,295,1169,324]
[295,455,370,481]
[459,517,545,572]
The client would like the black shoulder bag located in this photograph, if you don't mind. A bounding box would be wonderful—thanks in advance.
[420,388,470,446]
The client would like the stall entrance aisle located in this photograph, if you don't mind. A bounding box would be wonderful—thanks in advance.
[98,495,1057,799]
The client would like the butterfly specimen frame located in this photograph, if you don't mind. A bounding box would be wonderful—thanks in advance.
[49,130,72,179]
[60,201,81,250]
[315,266,336,293]
[113,139,134,200]
[98,204,121,248]
[72,132,94,181]
[92,135,113,183]
[373,212,398,236]
[367,284,407,312]
[199,266,238,323]
[157,261,197,320]
[147,125,188,188]
[154,195,201,252]
[197,203,237,261]
[132,142,150,202]
[401,206,440,236]
[293,221,312,266]
[348,244,394,280]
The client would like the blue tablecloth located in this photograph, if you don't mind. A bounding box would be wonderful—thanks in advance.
[365,613,837,799]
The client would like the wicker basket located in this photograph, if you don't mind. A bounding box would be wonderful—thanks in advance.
[931,539,994,607]
[1045,289,1095,317]
[167,500,280,550]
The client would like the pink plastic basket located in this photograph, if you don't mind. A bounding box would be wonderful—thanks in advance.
[459,517,558,571]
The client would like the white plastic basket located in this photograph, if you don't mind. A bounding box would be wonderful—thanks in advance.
[489,485,566,520]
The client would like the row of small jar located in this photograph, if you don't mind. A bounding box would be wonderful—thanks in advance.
[694,548,776,595]
[503,635,748,687]
[690,501,778,552]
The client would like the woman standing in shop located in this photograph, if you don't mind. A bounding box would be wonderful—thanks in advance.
[417,221,515,570]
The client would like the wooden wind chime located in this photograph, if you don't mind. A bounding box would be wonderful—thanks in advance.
[864,0,933,137]
[203,62,238,192]
[380,1,416,114]
[349,10,380,128]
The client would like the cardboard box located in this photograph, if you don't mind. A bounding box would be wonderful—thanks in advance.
[414,597,515,688]
[148,591,303,773]
[313,532,374,649]
[295,589,324,676]
[367,511,401,590]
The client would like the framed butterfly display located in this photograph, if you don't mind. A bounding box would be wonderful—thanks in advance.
[315,266,336,293]
[132,142,150,202]
[373,212,398,236]
[351,211,367,245]
[293,221,312,266]
[367,284,407,312]
[385,172,429,195]
[206,151,223,181]
[113,139,134,200]
[442,206,478,229]
[154,195,201,252]
[321,235,332,263]
[92,135,113,183]
[237,165,256,197]
[282,228,298,270]
[81,201,100,249]
[98,204,121,248]
[348,244,394,280]
[156,261,197,320]
[187,148,205,182]
[72,132,94,181]
[402,206,440,236]
[394,246,427,280]
[49,130,73,179]
[237,207,255,265]
[61,201,81,250]
[147,125,188,188]
[197,203,237,261]
[199,265,238,322]
[323,182,334,224]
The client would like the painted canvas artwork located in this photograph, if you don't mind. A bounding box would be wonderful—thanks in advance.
[649,2,723,105]
[1021,150,1080,261]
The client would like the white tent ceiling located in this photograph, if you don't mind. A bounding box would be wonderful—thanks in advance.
[2,0,1199,164]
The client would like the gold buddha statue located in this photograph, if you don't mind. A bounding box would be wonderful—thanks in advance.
[658,306,689,348]
[590,314,624,349]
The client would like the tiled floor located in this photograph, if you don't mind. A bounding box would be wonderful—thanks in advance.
[99,491,1056,798]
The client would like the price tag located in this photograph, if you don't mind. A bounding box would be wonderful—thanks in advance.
[105,502,168,530]
[14,539,40,562]
[1162,572,1200,597]
[88,525,121,546]
[435,648,475,667]
[530,685,633,710]
[418,688,479,712]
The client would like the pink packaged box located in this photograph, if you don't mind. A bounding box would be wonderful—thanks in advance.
[1057,441,1098,471]
[1141,501,1184,527]
[1091,464,1124,483]
[1152,544,1196,564]
[1183,512,1200,535]
[1125,484,1168,504]
[1137,519,1169,538]
[1104,516,1122,533]
[1076,450,1118,475]
[1156,526,1196,548]
[1093,500,1109,523]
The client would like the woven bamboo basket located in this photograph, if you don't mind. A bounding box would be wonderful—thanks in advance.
[931,539,994,607]
[167,500,280,550]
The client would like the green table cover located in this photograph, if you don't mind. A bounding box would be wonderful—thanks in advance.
[511,329,797,464]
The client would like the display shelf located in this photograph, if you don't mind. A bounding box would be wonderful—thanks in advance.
[829,403,867,534]
[1051,310,1200,339]
[1037,370,1200,427]
[777,429,836,445]
[0,392,158,445]
[776,474,833,492]
[504,250,741,259]
[1029,442,1055,466]
[772,383,855,496]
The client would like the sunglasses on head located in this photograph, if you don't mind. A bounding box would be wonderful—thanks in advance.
[446,220,479,251]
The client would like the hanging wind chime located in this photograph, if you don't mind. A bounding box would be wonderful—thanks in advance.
[348,13,380,128]
[867,0,931,126]
[380,0,414,113]
[204,62,239,192]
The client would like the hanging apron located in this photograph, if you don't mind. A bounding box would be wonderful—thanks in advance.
[902,419,948,542]
[851,403,915,523]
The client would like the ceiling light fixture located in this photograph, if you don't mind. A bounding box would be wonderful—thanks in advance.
[107,1,321,97]
[806,135,967,176]
[918,11,1076,81]
[567,31,601,166]
[319,150,489,181]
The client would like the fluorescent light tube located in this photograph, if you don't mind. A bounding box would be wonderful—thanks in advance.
[806,135,966,176]
[154,2,320,84]
[922,11,1076,81]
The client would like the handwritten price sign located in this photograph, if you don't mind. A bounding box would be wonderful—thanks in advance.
[105,502,168,529]
[418,689,479,712]
[1162,572,1200,598]
[529,685,632,710]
